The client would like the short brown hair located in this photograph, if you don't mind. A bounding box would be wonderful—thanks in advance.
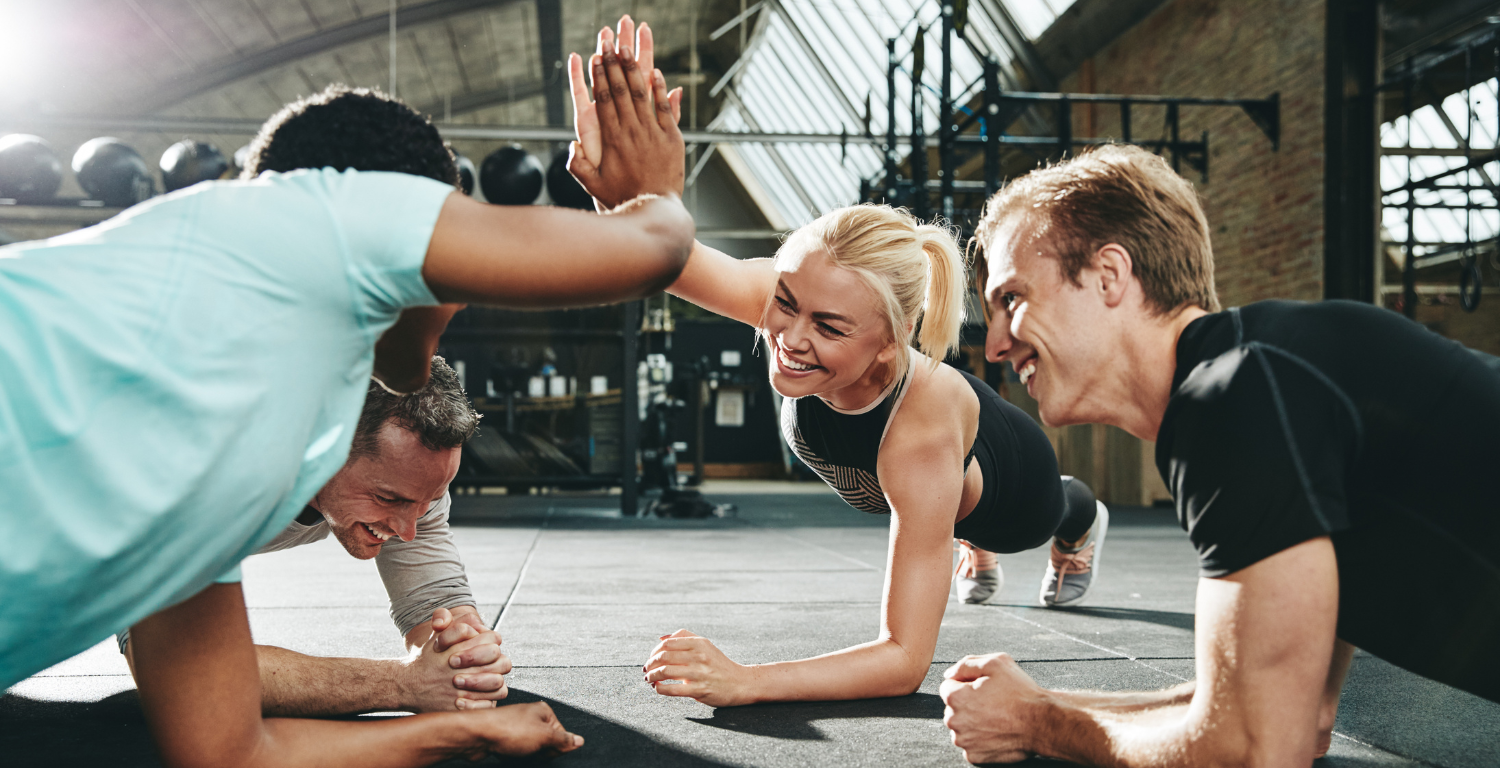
[975,144,1220,315]
[350,356,479,460]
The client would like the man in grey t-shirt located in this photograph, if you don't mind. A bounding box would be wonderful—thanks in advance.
[122,357,507,715]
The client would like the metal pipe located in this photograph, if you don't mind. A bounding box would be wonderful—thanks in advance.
[939,1,954,221]
[983,57,1000,198]
[886,37,898,200]
[1403,56,1418,318]
[1167,102,1180,172]
[1058,94,1071,159]
[912,26,928,220]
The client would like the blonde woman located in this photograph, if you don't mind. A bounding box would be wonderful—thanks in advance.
[567,19,1107,706]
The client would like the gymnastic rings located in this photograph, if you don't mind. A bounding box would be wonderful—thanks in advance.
[1458,254,1482,313]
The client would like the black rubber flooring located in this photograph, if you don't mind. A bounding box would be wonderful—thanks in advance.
[5,487,1498,766]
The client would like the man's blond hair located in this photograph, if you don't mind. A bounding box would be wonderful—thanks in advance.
[975,144,1220,315]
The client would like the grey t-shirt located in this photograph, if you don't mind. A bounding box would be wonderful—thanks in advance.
[119,492,476,651]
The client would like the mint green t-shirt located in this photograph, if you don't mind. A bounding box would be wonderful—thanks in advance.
[0,168,452,688]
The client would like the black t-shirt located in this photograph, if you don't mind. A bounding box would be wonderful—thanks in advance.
[1157,300,1500,703]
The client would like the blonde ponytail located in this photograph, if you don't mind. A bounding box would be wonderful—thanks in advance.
[914,224,967,362]
[773,204,967,365]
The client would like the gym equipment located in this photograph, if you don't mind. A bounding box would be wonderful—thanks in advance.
[456,154,476,196]
[0,134,64,204]
[72,138,153,208]
[159,140,228,192]
[546,148,593,210]
[479,145,543,205]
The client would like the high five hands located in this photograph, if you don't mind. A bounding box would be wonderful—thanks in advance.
[567,15,686,210]
[643,629,758,707]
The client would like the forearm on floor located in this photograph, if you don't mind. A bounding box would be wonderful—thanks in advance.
[747,638,931,704]
[1032,698,1209,768]
[1051,681,1196,714]
[257,645,406,717]
[245,713,481,768]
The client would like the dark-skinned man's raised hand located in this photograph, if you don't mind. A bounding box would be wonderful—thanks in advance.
[566,17,685,210]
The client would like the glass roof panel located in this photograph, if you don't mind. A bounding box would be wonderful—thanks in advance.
[708,0,1063,227]
[1380,78,1500,249]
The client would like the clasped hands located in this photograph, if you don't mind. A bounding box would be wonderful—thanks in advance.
[399,606,511,713]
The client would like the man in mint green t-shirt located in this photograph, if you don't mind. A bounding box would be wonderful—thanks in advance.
[1,52,692,766]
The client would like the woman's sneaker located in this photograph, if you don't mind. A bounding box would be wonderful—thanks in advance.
[1040,502,1109,607]
[955,540,1003,604]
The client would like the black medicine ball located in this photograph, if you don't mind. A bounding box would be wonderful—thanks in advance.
[479,145,543,205]
[0,134,64,204]
[546,147,594,210]
[456,154,476,196]
[73,138,153,208]
[160,140,228,192]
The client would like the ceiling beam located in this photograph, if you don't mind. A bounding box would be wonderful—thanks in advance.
[3,113,977,147]
[134,0,523,113]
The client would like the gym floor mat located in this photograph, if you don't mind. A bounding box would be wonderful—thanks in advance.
[5,491,1496,766]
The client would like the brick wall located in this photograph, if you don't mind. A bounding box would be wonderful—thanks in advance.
[1057,0,1328,307]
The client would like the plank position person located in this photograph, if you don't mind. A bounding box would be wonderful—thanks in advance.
[941,143,1500,765]
[112,89,514,718]
[566,18,1108,708]
[117,353,508,715]
[0,70,692,766]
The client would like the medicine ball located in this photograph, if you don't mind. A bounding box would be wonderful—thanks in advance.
[160,140,228,192]
[479,145,543,205]
[0,134,63,204]
[73,138,153,208]
[546,147,594,210]
[456,154,476,196]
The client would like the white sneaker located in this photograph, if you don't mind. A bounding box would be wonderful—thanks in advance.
[954,540,1003,604]
[1039,502,1109,607]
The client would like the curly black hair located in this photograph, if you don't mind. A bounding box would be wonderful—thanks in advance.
[242,84,459,187]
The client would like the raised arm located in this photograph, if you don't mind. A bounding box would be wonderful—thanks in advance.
[941,536,1341,766]
[422,193,691,307]
[565,21,776,327]
[130,582,580,768]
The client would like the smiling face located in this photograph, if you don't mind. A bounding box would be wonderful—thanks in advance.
[982,218,1115,427]
[763,249,901,403]
[312,421,462,559]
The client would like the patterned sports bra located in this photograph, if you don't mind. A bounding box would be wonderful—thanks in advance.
[781,362,975,515]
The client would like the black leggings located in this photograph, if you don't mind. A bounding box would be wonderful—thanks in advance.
[951,371,1097,553]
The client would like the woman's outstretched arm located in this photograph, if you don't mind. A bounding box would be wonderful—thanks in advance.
[644,368,979,705]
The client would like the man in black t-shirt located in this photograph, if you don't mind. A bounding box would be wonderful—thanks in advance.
[939,144,1500,767]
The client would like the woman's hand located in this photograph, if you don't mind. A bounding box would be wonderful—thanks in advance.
[644,629,757,707]
[567,16,685,209]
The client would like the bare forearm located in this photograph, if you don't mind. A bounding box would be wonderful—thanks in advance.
[372,305,463,393]
[1030,698,1211,768]
[241,713,480,768]
[1050,681,1195,714]
[665,241,775,326]
[745,638,930,704]
[423,193,693,308]
[258,645,404,717]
